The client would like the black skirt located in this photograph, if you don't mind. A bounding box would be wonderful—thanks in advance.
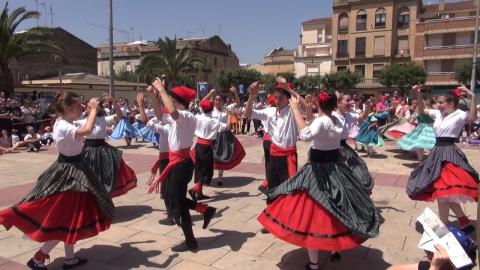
[407,137,479,197]
[268,149,379,239]
[213,131,236,163]
[340,140,374,193]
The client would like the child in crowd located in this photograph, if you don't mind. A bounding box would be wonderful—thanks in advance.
[41,126,54,146]
[23,126,42,152]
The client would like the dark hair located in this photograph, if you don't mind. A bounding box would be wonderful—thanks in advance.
[54,92,81,114]
[317,91,337,113]
[214,93,225,103]
[443,90,460,108]
[273,87,291,99]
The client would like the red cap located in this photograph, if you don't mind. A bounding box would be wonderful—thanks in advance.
[171,86,196,106]
[44,126,52,132]
[267,94,276,107]
[199,99,214,112]
[275,83,294,91]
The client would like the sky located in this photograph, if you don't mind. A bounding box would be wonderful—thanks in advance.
[11,0,333,64]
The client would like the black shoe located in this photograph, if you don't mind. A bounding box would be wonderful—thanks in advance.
[188,189,197,202]
[461,224,476,234]
[159,217,175,226]
[217,180,223,186]
[62,256,88,269]
[203,207,217,229]
[258,185,267,195]
[260,228,270,234]
[27,259,48,270]
[196,193,211,201]
[330,252,341,263]
[171,241,198,252]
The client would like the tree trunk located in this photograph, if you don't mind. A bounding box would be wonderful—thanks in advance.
[0,66,15,98]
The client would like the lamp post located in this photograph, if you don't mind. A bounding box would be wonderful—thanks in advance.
[135,64,140,92]
[108,0,115,97]
[54,55,63,92]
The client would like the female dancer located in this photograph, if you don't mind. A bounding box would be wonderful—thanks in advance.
[356,104,385,157]
[0,93,113,270]
[75,96,137,198]
[333,93,374,194]
[258,91,379,270]
[407,85,478,231]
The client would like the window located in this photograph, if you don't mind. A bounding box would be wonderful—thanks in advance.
[339,13,349,33]
[374,36,385,56]
[373,64,384,78]
[355,65,365,78]
[397,37,409,55]
[214,57,218,67]
[126,62,131,72]
[356,10,367,31]
[398,7,410,28]
[317,28,324,43]
[355,37,366,57]
[307,66,319,76]
[375,8,386,28]
[337,66,348,71]
[337,40,348,57]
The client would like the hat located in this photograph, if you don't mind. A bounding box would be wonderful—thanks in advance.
[170,86,196,108]
[273,83,293,99]
[199,99,213,113]
[267,94,276,107]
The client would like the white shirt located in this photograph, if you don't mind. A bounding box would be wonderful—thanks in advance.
[300,115,343,150]
[21,106,35,123]
[74,115,116,140]
[24,133,41,141]
[165,110,196,151]
[195,113,226,140]
[211,104,237,124]
[428,109,469,138]
[146,108,155,118]
[146,116,170,153]
[252,106,298,148]
[53,118,83,156]
[120,106,129,117]
[333,111,358,140]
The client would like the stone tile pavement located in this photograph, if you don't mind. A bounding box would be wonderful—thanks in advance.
[0,135,479,270]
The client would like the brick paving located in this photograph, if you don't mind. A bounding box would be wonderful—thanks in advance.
[0,135,478,270]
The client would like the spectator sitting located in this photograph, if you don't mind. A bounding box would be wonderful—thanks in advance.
[41,126,54,146]
[11,129,19,145]
[23,126,41,152]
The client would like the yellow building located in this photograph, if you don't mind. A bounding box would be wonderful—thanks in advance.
[332,0,418,89]
[294,17,333,78]
[246,47,295,75]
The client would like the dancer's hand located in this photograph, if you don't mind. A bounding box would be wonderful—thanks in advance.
[153,78,166,93]
[459,84,474,97]
[276,76,287,84]
[412,85,422,94]
[430,244,449,270]
[290,96,300,110]
[137,93,145,106]
[87,98,99,111]
[229,85,237,93]
[305,94,314,108]
[146,85,156,95]
[249,81,260,96]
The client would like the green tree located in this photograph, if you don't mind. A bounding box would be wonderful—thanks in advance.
[277,72,297,86]
[454,61,480,86]
[320,70,360,91]
[217,68,262,91]
[137,37,205,87]
[295,75,321,94]
[260,73,277,94]
[0,2,60,96]
[378,62,426,91]
[115,71,136,83]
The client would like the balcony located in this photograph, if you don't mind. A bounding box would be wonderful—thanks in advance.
[417,44,480,59]
[425,72,457,86]
[357,78,382,88]
[416,16,477,34]
[336,52,349,60]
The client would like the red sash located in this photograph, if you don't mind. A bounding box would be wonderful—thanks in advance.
[263,134,271,142]
[148,149,191,194]
[150,152,170,174]
[196,138,215,145]
[270,143,297,178]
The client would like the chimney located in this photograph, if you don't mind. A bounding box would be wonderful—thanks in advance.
[438,0,445,12]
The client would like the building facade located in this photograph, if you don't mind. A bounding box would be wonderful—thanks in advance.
[332,0,418,90]
[97,36,240,90]
[415,0,479,91]
[246,47,295,75]
[294,17,333,78]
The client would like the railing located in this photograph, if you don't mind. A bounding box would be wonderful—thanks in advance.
[358,78,381,87]
[424,44,478,50]
[423,16,476,24]
[336,52,349,58]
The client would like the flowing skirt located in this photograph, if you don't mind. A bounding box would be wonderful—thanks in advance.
[398,124,436,151]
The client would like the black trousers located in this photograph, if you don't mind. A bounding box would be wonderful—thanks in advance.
[242,118,251,134]
[267,154,297,204]
[263,140,271,182]
[164,159,197,244]
[253,119,261,133]
[194,144,214,185]
[159,159,170,213]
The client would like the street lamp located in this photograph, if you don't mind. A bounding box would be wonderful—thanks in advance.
[108,0,114,97]
[53,55,63,92]
[135,64,140,92]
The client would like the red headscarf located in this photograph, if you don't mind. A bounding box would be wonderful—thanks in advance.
[267,94,276,107]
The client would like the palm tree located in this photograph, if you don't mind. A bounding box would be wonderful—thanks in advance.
[138,37,205,87]
[0,2,60,96]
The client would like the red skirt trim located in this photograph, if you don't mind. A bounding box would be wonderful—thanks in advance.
[0,192,111,244]
[410,162,478,202]
[214,136,246,171]
[257,192,366,251]
[111,159,138,198]
[386,130,406,140]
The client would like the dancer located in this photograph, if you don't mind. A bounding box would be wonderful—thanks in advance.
[258,92,379,270]
[258,94,276,194]
[356,104,385,157]
[0,92,113,270]
[148,79,217,252]
[189,99,230,200]
[110,99,138,146]
[333,93,374,194]
[75,96,137,198]
[407,85,478,231]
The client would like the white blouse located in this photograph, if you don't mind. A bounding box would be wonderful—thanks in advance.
[164,110,196,151]
[195,113,227,140]
[146,116,170,153]
[74,115,116,140]
[252,106,298,148]
[211,104,237,124]
[300,115,343,151]
[53,118,83,156]
[333,111,358,140]
[428,109,469,138]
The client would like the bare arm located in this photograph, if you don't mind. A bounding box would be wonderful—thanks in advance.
[230,86,241,107]
[202,89,216,102]
[75,98,99,139]
[358,97,374,123]
[136,93,149,124]
[304,95,314,122]
[148,86,164,120]
[245,82,260,119]
[413,85,427,115]
[290,96,307,131]
[459,85,477,122]
[153,78,179,120]
[110,97,122,122]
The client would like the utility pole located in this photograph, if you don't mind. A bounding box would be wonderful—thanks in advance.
[108,0,115,97]
[35,0,39,27]
[471,1,480,90]
[48,5,55,28]
[38,1,47,27]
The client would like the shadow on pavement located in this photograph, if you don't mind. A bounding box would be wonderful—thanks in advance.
[402,162,419,169]
[191,206,229,223]
[116,144,144,150]
[113,205,153,224]
[196,228,256,251]
[209,176,256,189]
[277,246,391,270]
[203,190,260,203]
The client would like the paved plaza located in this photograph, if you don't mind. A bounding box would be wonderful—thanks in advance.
[0,136,479,270]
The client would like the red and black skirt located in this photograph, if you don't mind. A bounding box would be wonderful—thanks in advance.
[84,139,137,198]
[258,149,379,251]
[212,131,246,170]
[0,154,113,244]
[407,137,479,202]
[340,140,374,194]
